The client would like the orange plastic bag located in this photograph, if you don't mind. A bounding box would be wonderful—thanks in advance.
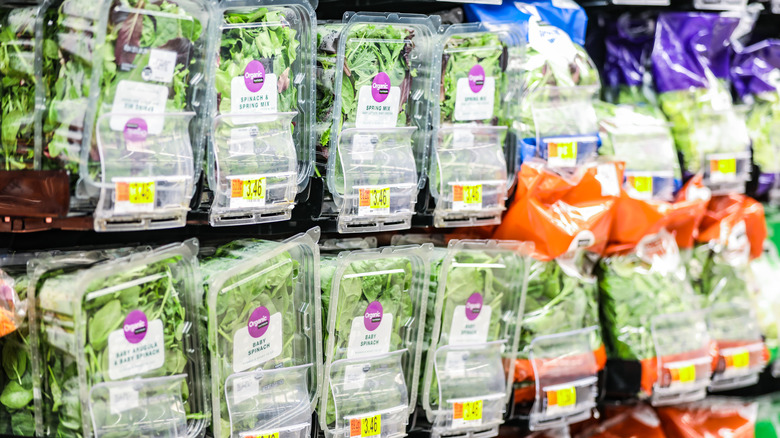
[493,161,622,260]
[579,403,667,438]
[656,400,757,438]
[697,194,767,260]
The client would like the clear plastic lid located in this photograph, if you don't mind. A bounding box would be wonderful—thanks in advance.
[528,328,598,431]
[421,240,531,438]
[200,229,322,438]
[599,107,681,202]
[649,310,712,406]
[526,86,600,171]
[29,240,208,438]
[326,13,439,233]
[39,0,213,208]
[0,4,40,171]
[707,303,767,392]
[319,245,432,438]
[90,112,195,231]
[207,0,316,226]
[693,108,751,195]
[429,22,525,228]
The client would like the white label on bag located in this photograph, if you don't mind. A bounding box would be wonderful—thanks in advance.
[343,363,368,391]
[347,301,393,359]
[108,318,165,380]
[449,302,491,346]
[454,65,495,121]
[352,134,377,161]
[596,164,621,197]
[110,80,168,134]
[355,72,401,128]
[109,385,139,415]
[231,374,260,405]
[143,49,177,83]
[233,311,283,372]
[231,74,278,114]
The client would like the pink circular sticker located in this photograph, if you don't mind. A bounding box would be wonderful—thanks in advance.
[468,64,486,93]
[123,118,148,143]
[244,60,266,93]
[371,72,391,103]
[123,310,148,344]
[247,306,270,338]
[363,301,383,331]
[465,292,483,321]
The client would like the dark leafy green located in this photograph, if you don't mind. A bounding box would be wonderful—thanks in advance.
[314,23,341,177]
[0,271,33,437]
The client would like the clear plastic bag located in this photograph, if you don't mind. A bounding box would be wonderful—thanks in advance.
[200,229,322,438]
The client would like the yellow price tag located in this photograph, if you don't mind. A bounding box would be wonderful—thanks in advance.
[714,158,737,175]
[630,176,653,194]
[554,387,577,408]
[730,350,750,369]
[551,141,577,160]
[244,432,279,438]
[369,188,390,210]
[349,414,380,438]
[242,177,266,201]
[128,181,155,204]
[463,184,482,205]
[462,400,483,421]
[673,364,696,383]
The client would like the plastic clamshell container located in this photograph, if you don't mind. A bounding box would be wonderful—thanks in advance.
[327,12,439,233]
[39,0,213,210]
[428,22,525,228]
[649,310,712,407]
[90,112,195,231]
[707,303,767,392]
[528,327,598,431]
[528,86,600,169]
[200,229,322,438]
[28,240,208,438]
[207,0,316,226]
[693,108,751,194]
[421,240,531,438]
[319,244,432,438]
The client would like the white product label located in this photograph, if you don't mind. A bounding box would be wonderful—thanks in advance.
[231,73,278,114]
[454,77,495,121]
[232,312,283,372]
[449,305,491,346]
[109,385,139,415]
[231,374,260,405]
[343,363,368,391]
[347,313,393,359]
[596,164,621,197]
[113,178,156,214]
[351,134,377,161]
[108,319,165,380]
[229,126,259,156]
[355,85,401,128]
[228,175,267,210]
[143,49,177,84]
[110,80,168,134]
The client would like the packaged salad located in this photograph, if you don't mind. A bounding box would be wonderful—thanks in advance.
[29,240,208,438]
[200,229,322,438]
[319,244,430,438]
[38,0,213,230]
[419,240,531,438]
[599,230,713,405]
[326,13,438,233]
[652,12,750,193]
[206,0,316,226]
[314,21,343,180]
[731,39,780,199]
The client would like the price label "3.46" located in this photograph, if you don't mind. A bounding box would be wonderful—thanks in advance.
[114,179,156,214]
[350,414,380,438]
[358,187,390,216]
[230,176,267,209]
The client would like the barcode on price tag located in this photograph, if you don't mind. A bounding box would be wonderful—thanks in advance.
[547,140,578,167]
[114,180,156,214]
[229,176,267,209]
[709,157,737,183]
[358,187,390,216]
[452,184,483,211]
[452,399,482,428]
[545,386,576,415]
[350,414,381,438]
[627,175,653,200]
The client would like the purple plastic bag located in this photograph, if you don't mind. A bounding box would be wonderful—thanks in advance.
[605,14,654,88]
[732,39,780,99]
[652,12,739,93]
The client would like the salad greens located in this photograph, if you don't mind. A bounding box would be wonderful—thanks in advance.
[0,271,33,437]
[216,7,297,115]
[36,254,198,438]
[314,23,341,177]
[746,91,780,173]
[200,239,302,438]
[687,243,753,307]
[320,254,414,426]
